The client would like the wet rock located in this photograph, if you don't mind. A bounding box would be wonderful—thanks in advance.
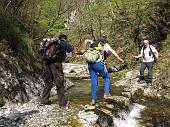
[95,108,113,126]
[97,108,113,117]
[121,92,132,98]
[78,110,98,127]
[64,78,74,90]
[129,87,144,97]
[106,95,130,107]
[105,104,114,110]
[143,87,159,97]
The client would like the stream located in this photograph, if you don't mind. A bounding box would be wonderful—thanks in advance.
[66,77,170,127]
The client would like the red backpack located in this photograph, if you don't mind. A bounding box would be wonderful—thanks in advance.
[40,38,61,62]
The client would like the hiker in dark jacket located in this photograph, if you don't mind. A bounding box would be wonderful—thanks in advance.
[40,34,74,108]
[133,39,158,84]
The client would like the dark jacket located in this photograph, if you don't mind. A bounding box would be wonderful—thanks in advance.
[45,39,74,64]
[59,39,74,53]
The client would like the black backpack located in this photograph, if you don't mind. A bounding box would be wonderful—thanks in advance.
[90,39,109,60]
[41,38,62,62]
[142,45,158,62]
[90,38,106,48]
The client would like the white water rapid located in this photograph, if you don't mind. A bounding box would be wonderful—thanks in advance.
[113,103,146,127]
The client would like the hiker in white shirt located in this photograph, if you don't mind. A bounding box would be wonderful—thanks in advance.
[83,39,124,62]
[83,38,124,105]
[133,39,158,84]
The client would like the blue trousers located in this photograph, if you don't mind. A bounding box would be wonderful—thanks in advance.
[88,62,110,101]
[140,62,154,82]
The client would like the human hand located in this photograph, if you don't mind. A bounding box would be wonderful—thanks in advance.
[133,56,138,59]
[120,59,124,63]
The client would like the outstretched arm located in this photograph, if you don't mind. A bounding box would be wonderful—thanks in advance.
[109,48,124,63]
[83,39,93,51]
[105,43,124,63]
[133,53,143,58]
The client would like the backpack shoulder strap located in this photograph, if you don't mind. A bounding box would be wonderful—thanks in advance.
[149,45,153,53]
[149,45,157,61]
[142,46,145,59]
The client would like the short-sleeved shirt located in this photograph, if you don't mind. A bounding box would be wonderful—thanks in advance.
[90,40,112,62]
[140,45,157,62]
[103,43,112,52]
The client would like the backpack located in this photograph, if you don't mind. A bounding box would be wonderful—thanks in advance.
[41,38,61,62]
[149,45,157,62]
[83,39,105,63]
[142,45,158,62]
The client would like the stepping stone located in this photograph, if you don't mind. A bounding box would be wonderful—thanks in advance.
[105,104,114,110]
[97,108,113,117]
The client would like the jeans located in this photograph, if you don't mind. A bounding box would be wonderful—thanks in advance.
[88,62,110,101]
[140,62,154,82]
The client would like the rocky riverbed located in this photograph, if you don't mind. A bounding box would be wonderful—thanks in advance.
[0,98,80,127]
[1,63,170,127]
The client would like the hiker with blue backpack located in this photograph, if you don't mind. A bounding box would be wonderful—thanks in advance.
[133,39,158,84]
[83,38,124,105]
[39,34,74,108]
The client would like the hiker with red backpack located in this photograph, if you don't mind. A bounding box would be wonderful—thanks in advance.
[39,34,74,108]
[133,39,158,84]
[83,38,124,105]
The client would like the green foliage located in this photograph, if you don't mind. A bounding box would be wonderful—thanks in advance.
[0,97,5,107]
[21,37,38,62]
[0,4,40,72]
[37,0,68,36]
[64,0,160,47]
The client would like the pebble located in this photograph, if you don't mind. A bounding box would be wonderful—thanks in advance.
[0,100,78,127]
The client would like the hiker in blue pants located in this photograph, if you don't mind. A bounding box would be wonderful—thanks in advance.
[88,62,110,103]
[84,39,124,105]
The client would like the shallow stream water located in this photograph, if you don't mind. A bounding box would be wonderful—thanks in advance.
[66,78,170,127]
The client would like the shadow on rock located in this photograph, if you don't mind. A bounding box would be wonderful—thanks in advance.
[0,110,38,127]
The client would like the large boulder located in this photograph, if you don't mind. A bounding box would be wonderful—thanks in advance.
[0,52,77,103]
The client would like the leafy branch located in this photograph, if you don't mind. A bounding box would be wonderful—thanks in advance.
[33,0,72,41]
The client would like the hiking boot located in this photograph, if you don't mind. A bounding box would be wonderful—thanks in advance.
[59,100,70,108]
[146,80,152,83]
[39,100,52,106]
[146,80,153,85]
[103,94,113,100]
[91,100,96,106]
[138,80,146,84]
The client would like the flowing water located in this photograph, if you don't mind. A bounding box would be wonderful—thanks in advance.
[113,103,146,127]
[66,78,124,105]
[66,78,170,127]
